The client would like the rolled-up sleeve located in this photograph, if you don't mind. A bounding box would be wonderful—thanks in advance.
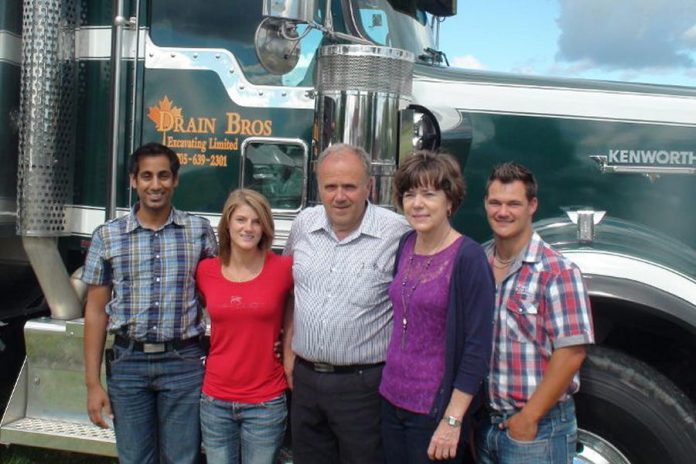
[546,266,595,349]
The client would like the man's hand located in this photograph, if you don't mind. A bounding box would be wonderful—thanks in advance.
[427,420,460,460]
[273,339,283,360]
[502,410,538,442]
[87,383,113,429]
[281,297,295,389]
[500,345,587,442]
[283,350,296,390]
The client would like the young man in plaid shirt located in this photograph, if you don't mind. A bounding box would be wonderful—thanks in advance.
[476,162,595,463]
[82,143,217,464]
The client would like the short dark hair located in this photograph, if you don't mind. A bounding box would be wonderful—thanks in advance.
[486,162,537,200]
[393,150,466,213]
[128,142,180,177]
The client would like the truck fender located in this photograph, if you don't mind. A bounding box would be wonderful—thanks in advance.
[563,251,696,335]
[535,216,696,334]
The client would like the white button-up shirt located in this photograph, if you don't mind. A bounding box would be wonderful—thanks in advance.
[284,202,409,365]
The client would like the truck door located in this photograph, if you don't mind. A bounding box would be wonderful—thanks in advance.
[139,0,320,224]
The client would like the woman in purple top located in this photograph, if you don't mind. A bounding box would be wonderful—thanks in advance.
[380,151,495,463]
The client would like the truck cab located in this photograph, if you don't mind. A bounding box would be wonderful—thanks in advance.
[2,1,696,463]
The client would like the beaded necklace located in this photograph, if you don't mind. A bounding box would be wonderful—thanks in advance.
[399,254,434,348]
[399,230,452,348]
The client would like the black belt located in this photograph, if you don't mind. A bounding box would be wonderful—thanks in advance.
[297,357,384,374]
[114,334,201,353]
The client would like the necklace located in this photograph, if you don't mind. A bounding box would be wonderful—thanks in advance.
[399,254,433,348]
[492,248,515,269]
[398,229,453,348]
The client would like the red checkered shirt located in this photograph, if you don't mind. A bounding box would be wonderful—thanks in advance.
[486,233,594,413]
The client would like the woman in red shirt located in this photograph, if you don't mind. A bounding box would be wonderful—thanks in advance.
[196,189,293,464]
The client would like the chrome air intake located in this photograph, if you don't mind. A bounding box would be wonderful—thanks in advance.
[314,45,414,207]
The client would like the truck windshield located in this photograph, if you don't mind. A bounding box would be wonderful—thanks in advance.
[348,0,436,58]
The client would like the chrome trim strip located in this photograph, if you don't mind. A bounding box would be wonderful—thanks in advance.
[65,205,294,248]
[0,30,21,65]
[144,35,314,109]
[563,250,696,305]
[412,76,696,129]
[75,26,146,60]
[590,155,696,175]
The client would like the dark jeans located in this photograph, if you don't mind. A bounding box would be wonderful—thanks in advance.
[107,342,205,464]
[291,360,384,464]
[381,399,463,464]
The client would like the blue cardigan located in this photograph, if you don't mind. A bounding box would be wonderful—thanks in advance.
[394,231,495,440]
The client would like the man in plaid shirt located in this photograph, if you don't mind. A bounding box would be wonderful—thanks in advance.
[82,143,217,464]
[475,162,594,463]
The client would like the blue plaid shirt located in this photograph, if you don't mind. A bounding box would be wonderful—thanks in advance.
[82,205,218,342]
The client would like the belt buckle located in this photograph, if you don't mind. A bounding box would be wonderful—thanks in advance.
[313,362,335,373]
[143,343,166,353]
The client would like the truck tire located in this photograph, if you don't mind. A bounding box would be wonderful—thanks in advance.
[575,346,696,464]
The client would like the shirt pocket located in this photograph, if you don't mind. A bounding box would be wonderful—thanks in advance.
[505,294,540,343]
[344,262,392,308]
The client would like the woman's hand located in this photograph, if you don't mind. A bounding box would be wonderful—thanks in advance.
[427,420,460,460]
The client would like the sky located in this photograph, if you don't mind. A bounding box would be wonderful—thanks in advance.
[437,0,696,87]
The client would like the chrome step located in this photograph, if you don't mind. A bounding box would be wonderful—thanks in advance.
[1,416,116,456]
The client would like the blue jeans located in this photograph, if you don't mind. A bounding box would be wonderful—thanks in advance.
[106,342,205,464]
[475,398,577,464]
[381,399,461,464]
[200,392,287,464]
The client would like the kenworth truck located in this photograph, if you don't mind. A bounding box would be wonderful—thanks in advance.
[1,0,696,463]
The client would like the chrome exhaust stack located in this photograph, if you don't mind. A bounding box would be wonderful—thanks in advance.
[17,0,80,320]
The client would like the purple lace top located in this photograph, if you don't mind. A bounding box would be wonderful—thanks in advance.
[379,233,463,414]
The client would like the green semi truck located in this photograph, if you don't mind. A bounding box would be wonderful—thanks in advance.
[1,1,696,463]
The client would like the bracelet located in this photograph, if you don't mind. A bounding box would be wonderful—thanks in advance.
[442,415,462,427]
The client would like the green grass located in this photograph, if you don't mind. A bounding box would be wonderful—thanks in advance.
[0,445,118,464]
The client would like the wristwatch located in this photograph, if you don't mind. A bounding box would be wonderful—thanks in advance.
[442,415,462,427]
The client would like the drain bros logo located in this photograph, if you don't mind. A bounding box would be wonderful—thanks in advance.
[146,96,273,167]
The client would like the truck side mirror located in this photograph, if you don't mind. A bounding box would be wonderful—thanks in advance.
[255,17,302,75]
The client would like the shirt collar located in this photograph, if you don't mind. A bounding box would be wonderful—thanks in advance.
[310,201,383,240]
[521,232,545,264]
[125,204,183,233]
[485,231,544,265]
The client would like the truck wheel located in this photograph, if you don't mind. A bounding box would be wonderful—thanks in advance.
[574,346,696,464]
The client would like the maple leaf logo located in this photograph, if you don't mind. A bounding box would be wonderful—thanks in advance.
[147,96,183,143]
